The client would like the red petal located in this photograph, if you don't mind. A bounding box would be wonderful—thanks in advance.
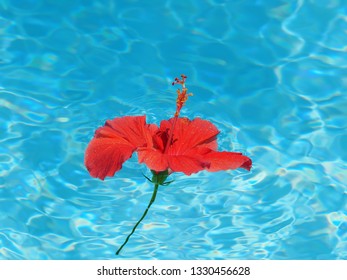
[162,118,219,154]
[85,138,135,180]
[137,149,169,172]
[138,144,211,175]
[85,116,153,180]
[167,153,210,175]
[102,116,154,147]
[204,151,252,172]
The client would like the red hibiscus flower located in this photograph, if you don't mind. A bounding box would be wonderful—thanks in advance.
[85,77,251,180]
[84,74,252,255]
[85,116,251,180]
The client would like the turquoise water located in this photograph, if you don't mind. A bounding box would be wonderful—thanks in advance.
[0,0,346,260]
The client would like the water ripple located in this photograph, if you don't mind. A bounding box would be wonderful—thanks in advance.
[1,0,346,260]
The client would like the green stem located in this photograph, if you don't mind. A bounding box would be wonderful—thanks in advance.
[116,182,159,255]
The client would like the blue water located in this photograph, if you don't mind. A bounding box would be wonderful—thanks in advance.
[0,0,346,260]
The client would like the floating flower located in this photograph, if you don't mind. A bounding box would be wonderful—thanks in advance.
[84,75,252,254]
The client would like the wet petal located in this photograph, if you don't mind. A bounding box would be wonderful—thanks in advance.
[166,118,219,153]
[166,148,251,175]
[204,151,252,172]
[85,138,135,180]
[103,116,153,147]
[84,115,153,180]
[167,154,210,175]
[137,149,169,172]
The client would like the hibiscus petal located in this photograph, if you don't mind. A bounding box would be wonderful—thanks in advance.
[85,138,135,180]
[204,151,252,172]
[85,116,154,180]
[103,115,154,147]
[167,154,210,175]
[137,149,169,172]
[165,118,219,154]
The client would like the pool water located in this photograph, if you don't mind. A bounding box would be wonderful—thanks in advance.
[0,0,346,260]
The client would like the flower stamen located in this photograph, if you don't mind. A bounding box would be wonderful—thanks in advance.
[172,74,193,118]
[163,75,193,154]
